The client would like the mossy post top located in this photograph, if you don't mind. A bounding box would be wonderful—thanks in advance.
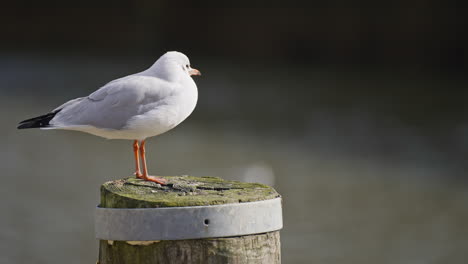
[100,176,281,209]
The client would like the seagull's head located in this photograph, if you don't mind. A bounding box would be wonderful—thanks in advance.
[152,51,201,81]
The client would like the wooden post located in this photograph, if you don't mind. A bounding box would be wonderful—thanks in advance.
[97,176,282,264]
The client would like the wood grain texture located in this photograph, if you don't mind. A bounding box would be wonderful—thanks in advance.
[98,176,281,264]
[99,231,280,264]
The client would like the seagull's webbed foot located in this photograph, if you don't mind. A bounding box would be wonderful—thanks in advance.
[141,175,168,185]
[136,173,167,185]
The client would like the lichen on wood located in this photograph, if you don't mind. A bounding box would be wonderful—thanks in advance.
[100,176,280,208]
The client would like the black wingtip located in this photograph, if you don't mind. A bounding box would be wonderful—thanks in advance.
[17,111,60,129]
[17,122,33,129]
[17,121,48,129]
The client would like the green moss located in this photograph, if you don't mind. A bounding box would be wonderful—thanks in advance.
[100,176,280,208]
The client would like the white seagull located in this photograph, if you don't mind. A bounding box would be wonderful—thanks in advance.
[18,51,201,185]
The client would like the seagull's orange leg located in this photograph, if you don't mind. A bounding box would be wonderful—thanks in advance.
[133,140,143,178]
[139,140,167,185]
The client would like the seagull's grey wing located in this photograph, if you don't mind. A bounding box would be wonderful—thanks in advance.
[50,76,174,130]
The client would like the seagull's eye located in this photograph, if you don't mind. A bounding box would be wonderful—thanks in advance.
[186,64,189,69]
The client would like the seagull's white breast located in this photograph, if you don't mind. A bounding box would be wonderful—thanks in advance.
[124,77,198,139]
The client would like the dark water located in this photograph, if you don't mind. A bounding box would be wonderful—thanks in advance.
[1,56,467,263]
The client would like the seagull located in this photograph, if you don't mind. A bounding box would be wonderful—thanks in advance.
[17,51,200,185]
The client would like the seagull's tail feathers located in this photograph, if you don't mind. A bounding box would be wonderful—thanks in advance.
[17,110,61,129]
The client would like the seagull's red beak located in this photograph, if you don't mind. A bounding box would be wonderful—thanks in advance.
[189,68,201,76]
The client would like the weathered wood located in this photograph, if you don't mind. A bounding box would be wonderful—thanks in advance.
[99,231,280,264]
[98,176,281,264]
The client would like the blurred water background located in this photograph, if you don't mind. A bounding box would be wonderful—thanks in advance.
[1,5,468,264]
